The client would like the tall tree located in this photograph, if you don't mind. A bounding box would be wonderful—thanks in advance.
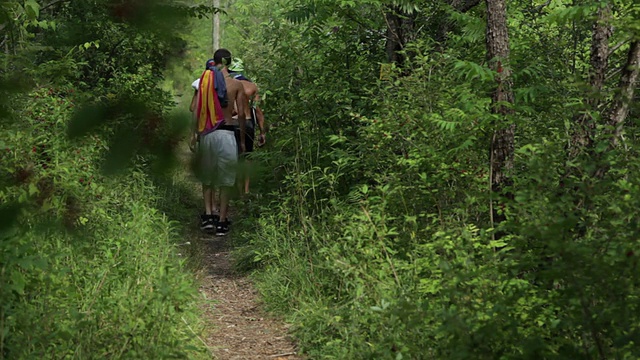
[594,40,640,178]
[213,0,221,51]
[383,5,416,65]
[605,40,640,147]
[486,0,515,227]
[569,3,612,157]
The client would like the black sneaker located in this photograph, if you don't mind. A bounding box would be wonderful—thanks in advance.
[200,214,216,232]
[215,221,230,236]
[199,214,208,230]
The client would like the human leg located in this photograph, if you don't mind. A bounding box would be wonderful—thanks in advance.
[242,124,255,194]
[215,186,232,235]
[198,132,221,231]
[203,185,213,214]
[198,185,216,231]
[243,164,251,194]
[206,186,219,214]
[211,129,238,235]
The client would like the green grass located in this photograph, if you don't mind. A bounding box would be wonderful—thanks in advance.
[0,88,211,359]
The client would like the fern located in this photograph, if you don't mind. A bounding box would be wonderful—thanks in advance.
[447,136,478,154]
[346,187,365,204]
[453,60,495,82]
[449,10,486,44]
[428,113,460,132]
[543,3,597,25]
[391,0,420,14]
[285,2,319,24]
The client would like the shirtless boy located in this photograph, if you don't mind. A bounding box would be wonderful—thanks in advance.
[228,58,266,195]
[190,49,246,236]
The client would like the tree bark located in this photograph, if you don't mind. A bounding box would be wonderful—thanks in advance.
[486,0,515,230]
[384,9,402,64]
[589,5,612,92]
[591,41,640,179]
[606,40,640,146]
[569,4,612,157]
[383,6,416,66]
[213,0,220,52]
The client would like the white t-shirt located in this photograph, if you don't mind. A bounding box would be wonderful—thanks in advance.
[191,78,200,91]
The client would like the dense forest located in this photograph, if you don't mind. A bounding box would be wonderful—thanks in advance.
[1,0,640,359]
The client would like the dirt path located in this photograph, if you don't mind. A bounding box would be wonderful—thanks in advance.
[195,229,302,360]
[172,119,300,359]
[197,232,302,359]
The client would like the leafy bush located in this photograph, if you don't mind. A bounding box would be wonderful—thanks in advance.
[0,1,215,357]
[0,86,207,359]
[226,0,640,358]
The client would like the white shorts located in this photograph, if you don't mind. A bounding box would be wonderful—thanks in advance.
[196,129,238,187]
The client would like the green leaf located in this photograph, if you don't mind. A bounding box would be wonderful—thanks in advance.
[24,0,40,20]
[490,240,507,248]
[10,271,26,295]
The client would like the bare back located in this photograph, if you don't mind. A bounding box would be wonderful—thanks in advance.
[222,75,246,126]
[240,80,258,118]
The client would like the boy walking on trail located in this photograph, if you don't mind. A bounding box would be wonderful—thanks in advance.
[190,51,247,236]
[228,57,266,195]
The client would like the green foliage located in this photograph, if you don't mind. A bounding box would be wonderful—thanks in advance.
[223,0,640,358]
[0,1,211,358]
[0,86,207,359]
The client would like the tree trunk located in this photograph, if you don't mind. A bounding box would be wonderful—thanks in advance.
[590,40,640,178]
[569,4,612,157]
[486,0,515,182]
[486,0,515,229]
[606,40,640,146]
[588,5,611,92]
[213,0,220,52]
[384,9,402,64]
[383,6,416,66]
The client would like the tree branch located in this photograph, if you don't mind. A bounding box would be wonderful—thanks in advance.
[456,0,482,13]
[569,4,612,158]
[41,0,69,12]
[593,40,640,178]
[535,0,552,14]
[608,39,631,57]
[606,40,640,147]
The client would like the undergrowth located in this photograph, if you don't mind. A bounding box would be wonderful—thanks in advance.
[0,86,209,359]
[229,18,640,359]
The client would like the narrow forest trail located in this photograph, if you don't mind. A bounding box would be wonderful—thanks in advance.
[196,231,302,360]
[174,145,302,360]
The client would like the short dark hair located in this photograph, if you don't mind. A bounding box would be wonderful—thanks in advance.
[213,49,232,67]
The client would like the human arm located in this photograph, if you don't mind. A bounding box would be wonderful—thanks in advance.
[236,88,247,153]
[189,90,198,152]
[190,89,198,112]
[248,84,266,146]
[256,106,266,146]
[243,81,258,98]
